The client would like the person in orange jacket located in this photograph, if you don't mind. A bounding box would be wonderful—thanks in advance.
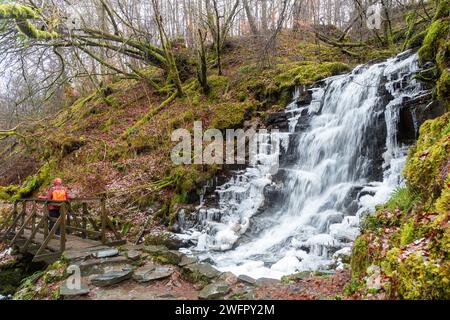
[40,178,70,235]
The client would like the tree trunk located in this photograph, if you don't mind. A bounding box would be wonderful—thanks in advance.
[243,0,259,36]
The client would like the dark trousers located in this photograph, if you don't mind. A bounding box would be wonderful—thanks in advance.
[48,208,61,236]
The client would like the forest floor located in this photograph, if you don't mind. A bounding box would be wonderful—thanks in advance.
[1,242,360,301]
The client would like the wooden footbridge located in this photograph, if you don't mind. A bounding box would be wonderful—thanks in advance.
[0,199,125,263]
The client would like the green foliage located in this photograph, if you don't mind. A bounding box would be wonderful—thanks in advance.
[13,270,45,300]
[350,236,371,278]
[386,187,419,212]
[351,111,450,299]
[343,278,365,296]
[360,213,385,232]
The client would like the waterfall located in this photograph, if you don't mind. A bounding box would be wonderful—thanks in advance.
[180,51,427,279]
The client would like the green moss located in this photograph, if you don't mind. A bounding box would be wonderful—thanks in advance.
[0,4,37,20]
[210,101,255,130]
[0,161,55,200]
[16,19,57,40]
[237,91,247,102]
[144,233,177,249]
[208,75,230,100]
[436,69,450,107]
[436,40,450,70]
[0,4,57,40]
[407,30,427,49]
[0,263,23,295]
[350,236,370,278]
[435,175,450,214]
[404,113,450,205]
[383,251,450,300]
[400,219,416,246]
[418,19,449,63]
[274,61,350,90]
[434,0,450,20]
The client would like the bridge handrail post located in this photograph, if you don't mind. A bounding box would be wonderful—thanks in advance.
[60,203,67,253]
[43,203,49,238]
[19,202,26,227]
[12,201,18,233]
[31,202,37,233]
[82,202,88,239]
[101,198,107,245]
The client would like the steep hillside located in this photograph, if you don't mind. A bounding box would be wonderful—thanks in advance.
[0,32,395,239]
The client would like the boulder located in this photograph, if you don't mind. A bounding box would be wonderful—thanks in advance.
[238,275,257,285]
[63,246,110,263]
[91,269,133,287]
[92,248,119,259]
[256,278,280,286]
[198,282,230,300]
[126,250,142,261]
[218,272,238,285]
[59,283,90,297]
[133,266,173,283]
[157,250,184,265]
[182,263,221,284]
[143,245,169,256]
[78,256,130,276]
[178,255,197,267]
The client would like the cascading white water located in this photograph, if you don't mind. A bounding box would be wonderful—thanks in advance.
[181,51,427,279]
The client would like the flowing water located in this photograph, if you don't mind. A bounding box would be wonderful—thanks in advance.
[180,51,428,279]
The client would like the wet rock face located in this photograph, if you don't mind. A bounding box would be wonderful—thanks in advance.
[397,95,446,144]
[266,112,288,128]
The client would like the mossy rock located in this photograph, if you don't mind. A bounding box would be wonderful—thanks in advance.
[350,236,371,278]
[404,112,450,206]
[210,101,255,130]
[418,9,449,64]
[381,250,450,299]
[437,69,450,107]
[181,263,221,287]
[274,61,350,90]
[0,263,23,295]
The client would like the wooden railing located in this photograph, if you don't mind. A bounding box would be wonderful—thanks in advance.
[0,198,124,262]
